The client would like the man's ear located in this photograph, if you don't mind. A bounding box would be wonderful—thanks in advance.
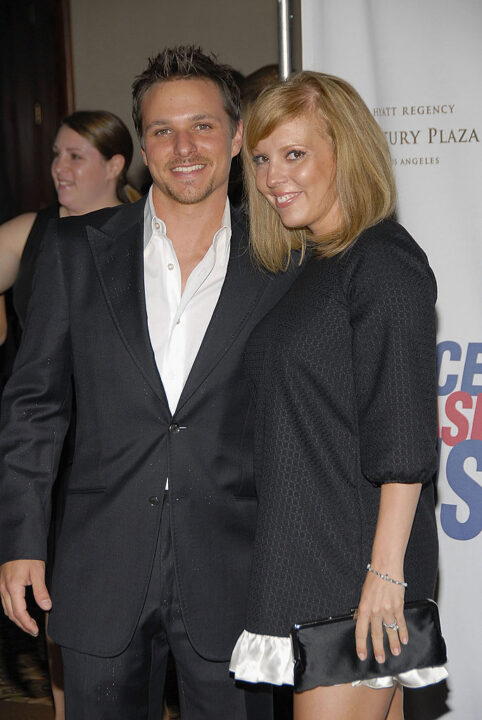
[231,120,243,158]
[140,145,148,167]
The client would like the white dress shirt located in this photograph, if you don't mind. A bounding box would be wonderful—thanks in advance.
[143,186,231,415]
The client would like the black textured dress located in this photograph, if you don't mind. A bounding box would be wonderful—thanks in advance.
[244,219,439,640]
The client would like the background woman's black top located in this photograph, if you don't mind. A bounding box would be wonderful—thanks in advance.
[13,204,59,327]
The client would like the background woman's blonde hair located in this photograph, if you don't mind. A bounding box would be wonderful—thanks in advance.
[243,71,396,272]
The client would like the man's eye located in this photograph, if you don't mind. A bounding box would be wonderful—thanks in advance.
[287,150,305,160]
[195,123,211,131]
[71,154,82,160]
[154,128,170,136]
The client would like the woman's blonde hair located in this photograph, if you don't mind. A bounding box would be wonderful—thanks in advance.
[243,71,396,272]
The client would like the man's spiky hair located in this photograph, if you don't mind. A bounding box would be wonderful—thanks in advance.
[132,45,241,142]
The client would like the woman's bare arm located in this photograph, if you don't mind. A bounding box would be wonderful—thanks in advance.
[355,482,422,663]
[0,213,37,292]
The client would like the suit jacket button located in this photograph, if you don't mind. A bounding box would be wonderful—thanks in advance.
[149,496,160,506]
[169,423,180,433]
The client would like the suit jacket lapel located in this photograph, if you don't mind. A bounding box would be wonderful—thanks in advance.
[176,207,269,413]
[86,201,300,417]
[86,199,170,412]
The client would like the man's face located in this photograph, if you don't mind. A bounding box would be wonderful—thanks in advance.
[140,78,242,207]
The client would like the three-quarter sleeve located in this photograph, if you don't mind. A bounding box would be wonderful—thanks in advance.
[348,225,438,485]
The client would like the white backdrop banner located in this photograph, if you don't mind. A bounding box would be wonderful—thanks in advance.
[301,1,481,718]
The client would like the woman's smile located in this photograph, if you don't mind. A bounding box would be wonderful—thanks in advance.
[253,113,341,235]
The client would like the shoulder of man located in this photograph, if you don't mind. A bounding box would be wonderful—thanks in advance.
[42,197,147,259]
[57,195,147,234]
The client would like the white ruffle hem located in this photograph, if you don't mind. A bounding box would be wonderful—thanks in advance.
[230,630,448,688]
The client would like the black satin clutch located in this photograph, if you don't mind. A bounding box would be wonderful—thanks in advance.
[291,599,447,691]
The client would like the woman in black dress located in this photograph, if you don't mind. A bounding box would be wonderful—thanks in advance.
[230,72,447,719]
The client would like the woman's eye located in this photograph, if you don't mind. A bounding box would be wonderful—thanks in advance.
[287,150,305,160]
[253,155,268,166]
[71,154,82,161]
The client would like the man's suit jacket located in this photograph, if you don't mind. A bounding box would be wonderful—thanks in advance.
[0,198,299,659]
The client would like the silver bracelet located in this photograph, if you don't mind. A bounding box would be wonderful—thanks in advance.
[366,563,407,588]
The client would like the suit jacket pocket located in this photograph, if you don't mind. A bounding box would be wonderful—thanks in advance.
[65,486,106,495]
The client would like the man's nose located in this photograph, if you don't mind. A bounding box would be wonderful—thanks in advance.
[174,130,196,156]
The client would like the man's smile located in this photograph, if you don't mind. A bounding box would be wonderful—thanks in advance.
[171,163,206,174]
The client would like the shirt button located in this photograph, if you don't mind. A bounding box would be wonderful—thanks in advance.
[169,423,180,433]
[167,263,174,270]
[149,495,160,506]
[154,222,160,230]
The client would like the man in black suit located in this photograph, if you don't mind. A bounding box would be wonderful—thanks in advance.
[0,47,296,719]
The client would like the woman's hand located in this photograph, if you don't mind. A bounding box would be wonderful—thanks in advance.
[355,568,407,663]
[354,482,421,664]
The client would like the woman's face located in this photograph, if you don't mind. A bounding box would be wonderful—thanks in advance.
[251,114,341,236]
[51,125,118,214]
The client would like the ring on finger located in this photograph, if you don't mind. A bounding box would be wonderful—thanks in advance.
[382,620,399,631]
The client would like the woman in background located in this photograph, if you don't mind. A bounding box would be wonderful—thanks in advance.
[230,71,447,719]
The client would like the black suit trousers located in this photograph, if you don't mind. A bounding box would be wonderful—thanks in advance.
[61,495,273,720]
